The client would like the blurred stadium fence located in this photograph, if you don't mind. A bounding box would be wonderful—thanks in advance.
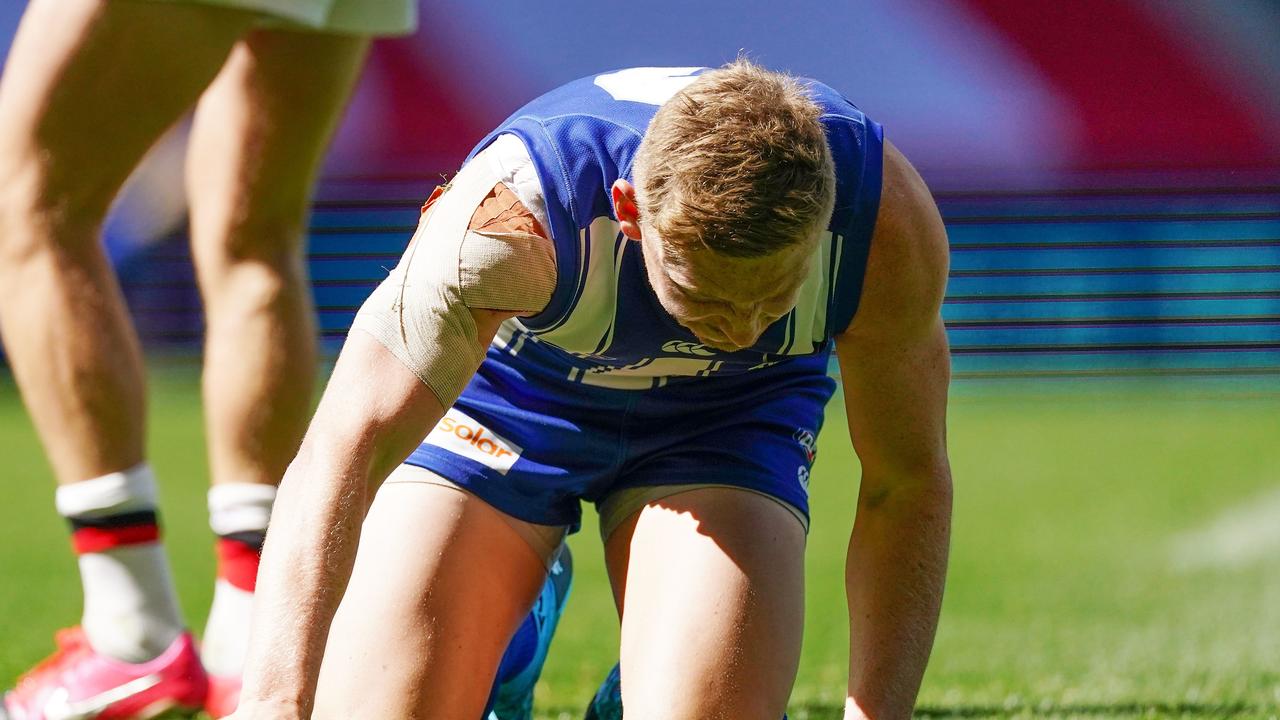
[103,178,1280,381]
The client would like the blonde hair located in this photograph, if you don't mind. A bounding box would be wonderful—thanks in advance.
[632,59,836,259]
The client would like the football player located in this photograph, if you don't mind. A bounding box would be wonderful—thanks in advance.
[231,61,952,720]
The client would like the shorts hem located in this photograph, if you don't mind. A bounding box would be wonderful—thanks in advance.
[596,480,810,542]
[135,0,417,36]
[403,454,583,530]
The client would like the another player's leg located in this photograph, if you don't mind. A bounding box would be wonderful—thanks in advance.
[0,0,252,484]
[0,1,255,717]
[311,468,554,719]
[489,545,573,720]
[583,663,623,720]
[183,29,369,715]
[604,487,806,720]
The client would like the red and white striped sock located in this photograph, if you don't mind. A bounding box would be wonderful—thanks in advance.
[202,483,276,677]
[55,463,185,663]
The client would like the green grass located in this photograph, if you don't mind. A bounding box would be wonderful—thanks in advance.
[2,367,1278,719]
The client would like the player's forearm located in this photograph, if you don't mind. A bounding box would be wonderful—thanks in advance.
[237,443,371,715]
[844,470,952,720]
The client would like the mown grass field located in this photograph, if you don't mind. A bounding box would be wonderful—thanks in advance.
[1,367,1278,719]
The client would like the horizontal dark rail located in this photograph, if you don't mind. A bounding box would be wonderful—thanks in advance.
[950,265,1280,278]
[951,239,1280,251]
[311,226,417,236]
[944,290,1280,303]
[951,341,1280,355]
[944,211,1280,225]
[934,185,1280,200]
[947,315,1280,329]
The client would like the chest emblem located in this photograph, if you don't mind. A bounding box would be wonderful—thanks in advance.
[661,340,716,357]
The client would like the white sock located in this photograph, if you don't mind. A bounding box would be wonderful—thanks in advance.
[201,579,256,677]
[55,463,184,663]
[202,483,276,677]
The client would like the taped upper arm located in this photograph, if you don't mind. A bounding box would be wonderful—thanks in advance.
[350,136,557,407]
[459,181,556,314]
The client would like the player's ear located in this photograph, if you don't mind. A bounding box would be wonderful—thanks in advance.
[611,179,643,241]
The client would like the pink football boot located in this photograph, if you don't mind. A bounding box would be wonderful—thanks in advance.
[202,674,239,719]
[1,627,207,720]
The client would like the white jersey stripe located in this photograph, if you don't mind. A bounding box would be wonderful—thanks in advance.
[594,233,630,354]
[537,216,625,353]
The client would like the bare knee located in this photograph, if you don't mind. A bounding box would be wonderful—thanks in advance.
[0,161,112,265]
[198,201,307,263]
[193,213,310,313]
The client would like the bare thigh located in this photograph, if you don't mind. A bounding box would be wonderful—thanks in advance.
[605,487,807,720]
[0,0,255,219]
[313,469,549,719]
[186,26,370,261]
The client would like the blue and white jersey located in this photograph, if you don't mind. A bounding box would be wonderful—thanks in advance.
[468,67,884,390]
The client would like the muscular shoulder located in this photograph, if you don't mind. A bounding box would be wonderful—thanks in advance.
[841,139,949,341]
[412,137,556,315]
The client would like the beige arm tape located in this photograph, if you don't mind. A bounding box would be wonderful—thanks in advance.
[351,141,555,408]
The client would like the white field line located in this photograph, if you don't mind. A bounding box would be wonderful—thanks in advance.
[1170,485,1280,572]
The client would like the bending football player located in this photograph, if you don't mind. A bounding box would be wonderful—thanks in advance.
[230,61,953,720]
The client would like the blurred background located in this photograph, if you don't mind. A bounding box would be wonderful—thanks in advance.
[3,0,1277,378]
[0,0,1277,717]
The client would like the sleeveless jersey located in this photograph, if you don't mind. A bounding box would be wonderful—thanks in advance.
[467,67,884,390]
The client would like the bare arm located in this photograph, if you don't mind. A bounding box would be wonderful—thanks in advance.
[234,311,511,718]
[229,163,551,718]
[836,140,952,720]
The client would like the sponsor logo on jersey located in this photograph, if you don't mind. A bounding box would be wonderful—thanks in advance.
[424,408,523,475]
[793,428,817,464]
[661,340,716,357]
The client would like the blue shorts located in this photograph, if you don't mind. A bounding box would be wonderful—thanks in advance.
[405,341,836,533]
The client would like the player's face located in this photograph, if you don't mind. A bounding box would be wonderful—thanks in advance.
[640,230,815,352]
